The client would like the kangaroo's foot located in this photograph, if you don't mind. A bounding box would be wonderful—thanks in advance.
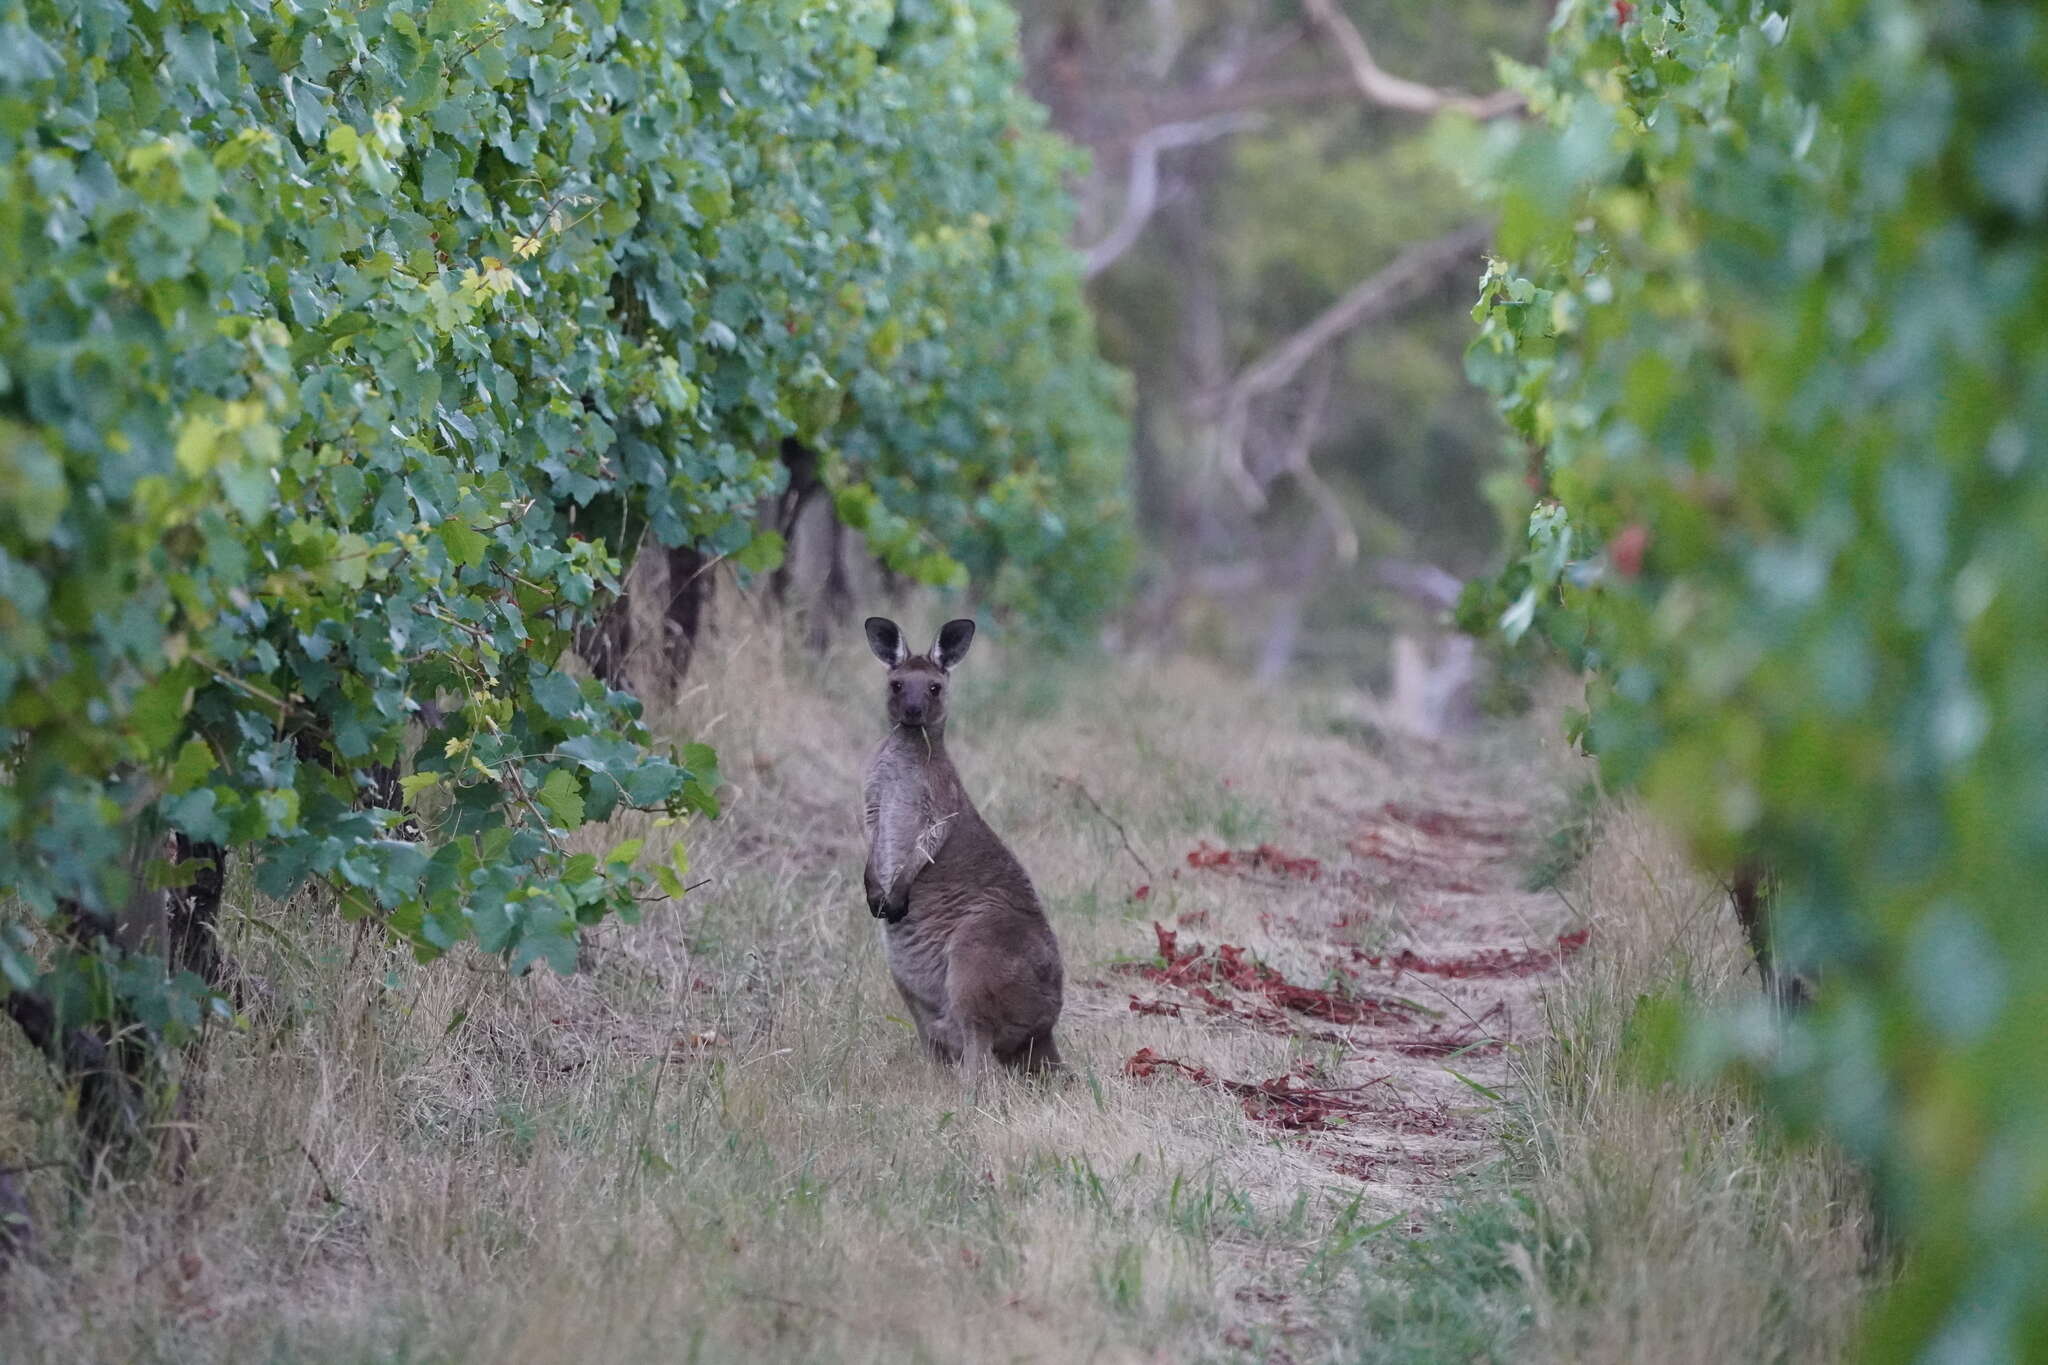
[907,1004,958,1063]
[999,1029,1066,1080]
[922,1023,961,1064]
[958,1028,998,1094]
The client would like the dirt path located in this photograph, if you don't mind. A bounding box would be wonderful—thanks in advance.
[1080,775,1583,1219]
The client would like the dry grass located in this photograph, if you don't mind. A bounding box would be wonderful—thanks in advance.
[0,626,1419,1363]
[1504,797,1881,1364]
[0,625,1880,1362]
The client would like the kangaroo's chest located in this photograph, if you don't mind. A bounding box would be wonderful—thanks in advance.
[863,754,922,827]
[864,752,964,843]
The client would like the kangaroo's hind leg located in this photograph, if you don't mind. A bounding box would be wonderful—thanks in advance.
[895,981,958,1063]
[958,1025,998,1090]
[1024,1029,1065,1076]
[998,1029,1064,1078]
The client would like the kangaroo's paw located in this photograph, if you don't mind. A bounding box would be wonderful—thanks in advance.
[864,883,908,922]
[863,863,893,919]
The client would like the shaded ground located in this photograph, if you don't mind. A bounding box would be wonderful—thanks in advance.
[1087,790,1582,1222]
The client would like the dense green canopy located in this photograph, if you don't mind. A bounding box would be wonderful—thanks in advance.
[0,0,1126,1033]
[1465,1,2048,1356]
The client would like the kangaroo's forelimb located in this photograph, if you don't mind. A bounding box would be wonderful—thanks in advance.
[865,782,942,923]
[878,811,956,920]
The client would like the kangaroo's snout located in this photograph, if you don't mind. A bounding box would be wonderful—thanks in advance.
[889,670,944,727]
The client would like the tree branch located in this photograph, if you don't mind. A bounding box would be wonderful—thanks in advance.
[1072,6,1515,273]
[1373,557,1466,610]
[1299,0,1524,119]
[1054,776,1155,883]
[1121,70,1378,130]
[1147,0,1184,79]
[1195,15,1305,93]
[1214,220,1494,508]
[1082,112,1263,280]
[1272,352,1359,563]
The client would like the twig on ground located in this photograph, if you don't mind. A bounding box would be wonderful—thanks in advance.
[1055,776,1156,882]
[297,1139,342,1206]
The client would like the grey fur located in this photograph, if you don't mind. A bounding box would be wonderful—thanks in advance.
[860,619,1064,1079]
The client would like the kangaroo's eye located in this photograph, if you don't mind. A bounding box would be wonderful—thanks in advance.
[889,680,902,693]
[928,682,941,696]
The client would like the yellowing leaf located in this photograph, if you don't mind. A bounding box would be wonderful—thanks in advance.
[167,737,215,794]
[332,533,372,589]
[398,773,445,805]
[536,769,584,828]
[439,519,489,568]
[174,410,225,476]
[732,530,785,573]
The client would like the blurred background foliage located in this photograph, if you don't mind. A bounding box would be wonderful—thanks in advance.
[1016,0,1549,676]
[0,0,1122,1174]
[1461,0,2048,1358]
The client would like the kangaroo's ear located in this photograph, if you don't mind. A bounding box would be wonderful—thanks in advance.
[933,618,976,671]
[864,617,908,666]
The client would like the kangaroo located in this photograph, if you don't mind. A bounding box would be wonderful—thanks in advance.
[860,617,1064,1080]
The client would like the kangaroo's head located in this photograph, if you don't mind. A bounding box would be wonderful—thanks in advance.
[865,616,975,731]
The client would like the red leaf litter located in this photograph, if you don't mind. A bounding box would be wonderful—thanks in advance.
[1124,1047,1213,1084]
[1130,884,1151,901]
[1378,803,1518,845]
[1124,1048,1408,1134]
[1186,840,1323,880]
[1358,928,1590,980]
[1115,923,1415,1028]
[1348,830,1481,893]
[1107,790,1582,1189]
